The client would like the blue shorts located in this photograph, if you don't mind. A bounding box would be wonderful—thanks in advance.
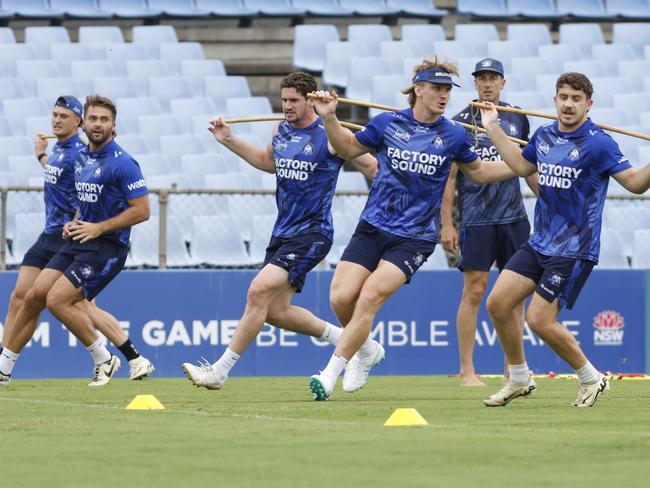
[21,230,66,269]
[263,232,331,292]
[340,220,436,284]
[459,219,530,272]
[45,239,128,301]
[505,243,594,310]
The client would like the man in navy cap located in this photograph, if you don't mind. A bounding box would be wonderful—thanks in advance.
[307,57,523,400]
[0,95,154,387]
[440,58,537,386]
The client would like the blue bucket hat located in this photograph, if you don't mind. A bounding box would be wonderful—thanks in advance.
[471,58,505,77]
[54,95,83,118]
[412,67,460,87]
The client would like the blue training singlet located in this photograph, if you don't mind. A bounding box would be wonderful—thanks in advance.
[355,108,478,242]
[453,101,530,226]
[271,117,344,240]
[43,133,84,234]
[521,119,632,263]
[74,140,148,247]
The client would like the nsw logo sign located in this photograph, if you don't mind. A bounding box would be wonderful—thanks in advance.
[593,310,624,346]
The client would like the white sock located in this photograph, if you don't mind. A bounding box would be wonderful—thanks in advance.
[86,338,111,365]
[508,362,530,386]
[321,353,348,380]
[0,347,19,376]
[575,361,600,385]
[357,334,377,357]
[213,347,240,376]
[320,322,343,346]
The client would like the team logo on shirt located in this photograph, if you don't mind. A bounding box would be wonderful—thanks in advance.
[93,167,102,177]
[303,143,313,155]
[593,310,624,346]
[508,124,518,135]
[79,265,93,279]
[538,141,550,155]
[433,136,444,148]
[569,148,580,161]
[394,129,411,142]
[58,153,64,161]
[286,253,296,261]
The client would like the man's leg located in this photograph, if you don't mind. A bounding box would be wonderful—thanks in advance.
[0,270,63,383]
[329,261,372,326]
[1,266,42,349]
[456,270,489,386]
[310,260,404,400]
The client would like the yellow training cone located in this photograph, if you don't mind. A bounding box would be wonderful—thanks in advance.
[384,408,428,426]
[125,394,165,410]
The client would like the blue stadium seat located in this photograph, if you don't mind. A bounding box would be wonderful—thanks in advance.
[148,0,210,17]
[510,57,553,79]
[181,154,229,187]
[507,24,552,51]
[0,45,39,71]
[347,57,393,103]
[401,24,445,55]
[24,116,52,139]
[323,42,368,88]
[133,153,172,176]
[147,173,193,189]
[105,43,149,75]
[190,215,255,267]
[293,24,340,73]
[456,0,508,18]
[538,43,582,72]
[0,79,26,100]
[160,135,206,167]
[618,60,650,90]
[36,78,83,107]
[78,26,124,44]
[339,0,400,17]
[387,0,447,19]
[0,116,11,136]
[114,134,149,155]
[7,213,45,266]
[508,0,566,18]
[487,41,533,67]
[336,172,368,192]
[0,136,34,170]
[195,0,257,23]
[588,107,631,126]
[348,24,392,57]
[244,0,305,17]
[205,76,252,112]
[591,77,634,106]
[182,59,226,95]
[99,0,161,18]
[225,97,273,117]
[160,42,204,74]
[24,26,70,46]
[613,23,650,56]
[559,23,605,56]
[249,214,278,264]
[93,77,138,100]
[204,173,252,190]
[50,43,95,76]
[16,60,62,97]
[563,60,609,79]
[557,0,616,19]
[293,0,353,16]
[535,74,559,98]
[599,229,629,269]
[132,25,177,52]
[49,0,112,18]
[8,155,44,183]
[117,97,163,122]
[149,77,193,112]
[503,90,547,110]
[607,0,650,19]
[138,115,184,152]
[70,60,115,94]
[455,24,499,43]
[0,27,15,43]
[432,41,476,61]
[170,97,217,126]
[380,41,423,60]
[2,0,64,19]
[127,60,172,96]
[369,74,410,117]
[592,44,638,71]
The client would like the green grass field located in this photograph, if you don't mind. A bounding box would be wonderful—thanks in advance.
[1,377,649,488]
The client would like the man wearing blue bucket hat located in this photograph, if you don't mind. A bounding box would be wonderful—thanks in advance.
[0,95,154,387]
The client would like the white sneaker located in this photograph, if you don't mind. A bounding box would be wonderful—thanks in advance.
[483,377,537,407]
[182,360,226,390]
[309,373,335,401]
[0,371,10,387]
[572,375,610,408]
[88,355,121,387]
[128,356,155,380]
[342,341,385,393]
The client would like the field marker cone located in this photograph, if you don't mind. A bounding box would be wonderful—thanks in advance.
[384,408,428,426]
[125,394,165,410]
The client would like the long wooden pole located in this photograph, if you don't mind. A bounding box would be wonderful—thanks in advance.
[469,101,650,142]
[224,116,363,131]
[306,94,528,146]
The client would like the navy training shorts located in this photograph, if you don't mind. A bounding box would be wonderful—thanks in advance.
[21,230,66,269]
[458,219,531,272]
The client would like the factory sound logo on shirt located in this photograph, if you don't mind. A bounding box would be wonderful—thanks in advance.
[593,310,624,346]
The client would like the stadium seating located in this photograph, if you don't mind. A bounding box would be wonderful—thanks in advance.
[6,212,44,266]
[190,215,255,267]
[633,229,650,268]
[457,0,508,18]
[487,41,533,67]
[160,42,205,74]
[507,24,552,51]
[148,0,210,17]
[293,0,352,16]
[599,228,629,269]
[182,59,226,95]
[205,76,251,112]
[292,24,340,73]
[134,153,173,177]
[612,23,650,57]
[400,24,445,55]
[387,0,447,20]
[98,0,160,18]
[3,99,49,136]
[244,0,305,17]
[36,78,83,107]
[0,117,12,137]
[78,25,124,44]
[25,26,70,57]
[348,24,392,57]
[557,0,616,20]
[51,0,112,18]
[0,79,26,100]
[346,57,393,103]
[3,0,64,19]
[127,60,172,95]
[323,42,368,88]
[339,0,399,17]
[248,214,277,264]
[608,0,650,19]
[509,0,565,18]
[160,134,206,167]
[559,23,605,56]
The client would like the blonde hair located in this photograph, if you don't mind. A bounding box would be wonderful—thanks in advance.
[401,56,460,107]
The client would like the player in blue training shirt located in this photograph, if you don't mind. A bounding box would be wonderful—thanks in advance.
[0,96,153,387]
[480,72,650,408]
[182,72,377,390]
[440,58,537,387]
[308,57,524,401]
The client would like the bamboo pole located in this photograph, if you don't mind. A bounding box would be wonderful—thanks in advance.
[223,116,363,131]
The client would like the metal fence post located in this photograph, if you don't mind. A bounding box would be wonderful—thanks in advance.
[158,189,168,269]
[0,188,6,271]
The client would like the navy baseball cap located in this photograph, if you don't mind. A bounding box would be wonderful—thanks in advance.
[412,67,460,87]
[472,58,505,77]
[54,95,83,118]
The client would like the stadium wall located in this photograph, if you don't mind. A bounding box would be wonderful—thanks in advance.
[0,269,646,379]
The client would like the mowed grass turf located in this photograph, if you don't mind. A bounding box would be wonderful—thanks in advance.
[1,376,649,488]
